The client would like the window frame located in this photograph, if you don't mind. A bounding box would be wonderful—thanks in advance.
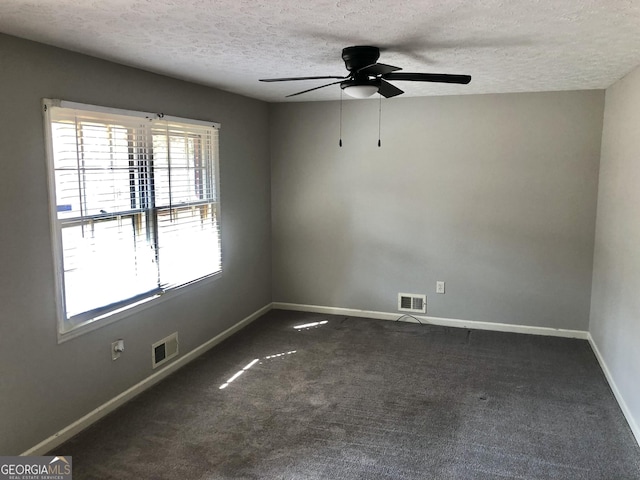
[42,99,222,342]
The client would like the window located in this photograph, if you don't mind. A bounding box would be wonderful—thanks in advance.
[43,100,221,339]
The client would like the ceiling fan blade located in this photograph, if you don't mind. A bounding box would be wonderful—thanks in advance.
[378,79,404,98]
[260,75,347,82]
[384,72,472,84]
[357,63,402,76]
[286,80,345,98]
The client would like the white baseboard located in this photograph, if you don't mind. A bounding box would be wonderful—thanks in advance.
[272,302,589,339]
[588,334,640,447]
[22,303,273,456]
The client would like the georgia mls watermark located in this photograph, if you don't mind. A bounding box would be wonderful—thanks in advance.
[0,456,72,480]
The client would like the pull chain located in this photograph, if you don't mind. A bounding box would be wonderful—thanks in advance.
[377,94,382,147]
[339,89,343,147]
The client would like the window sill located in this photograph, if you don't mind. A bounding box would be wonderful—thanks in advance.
[57,271,222,343]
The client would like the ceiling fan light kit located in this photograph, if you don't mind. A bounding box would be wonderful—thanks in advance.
[342,83,379,98]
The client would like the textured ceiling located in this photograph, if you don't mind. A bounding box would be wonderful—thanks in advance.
[1,0,640,102]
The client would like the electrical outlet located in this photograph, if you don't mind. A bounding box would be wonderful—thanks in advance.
[112,339,124,361]
[436,281,445,294]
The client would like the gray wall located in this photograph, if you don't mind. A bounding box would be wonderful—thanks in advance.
[271,91,604,330]
[590,65,640,437]
[0,34,271,455]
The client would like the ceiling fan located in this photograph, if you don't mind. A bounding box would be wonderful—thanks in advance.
[259,45,471,99]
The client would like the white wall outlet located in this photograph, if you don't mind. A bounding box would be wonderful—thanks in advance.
[112,339,124,361]
[436,281,445,294]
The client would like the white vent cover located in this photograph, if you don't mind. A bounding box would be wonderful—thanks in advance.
[152,332,179,368]
[398,293,426,313]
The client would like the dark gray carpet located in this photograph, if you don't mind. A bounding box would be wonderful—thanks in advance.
[56,310,640,479]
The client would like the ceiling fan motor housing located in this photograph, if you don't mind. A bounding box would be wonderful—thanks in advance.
[342,46,380,71]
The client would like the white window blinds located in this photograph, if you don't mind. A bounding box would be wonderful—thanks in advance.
[44,100,221,335]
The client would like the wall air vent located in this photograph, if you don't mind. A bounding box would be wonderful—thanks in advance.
[152,332,179,369]
[398,293,427,313]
